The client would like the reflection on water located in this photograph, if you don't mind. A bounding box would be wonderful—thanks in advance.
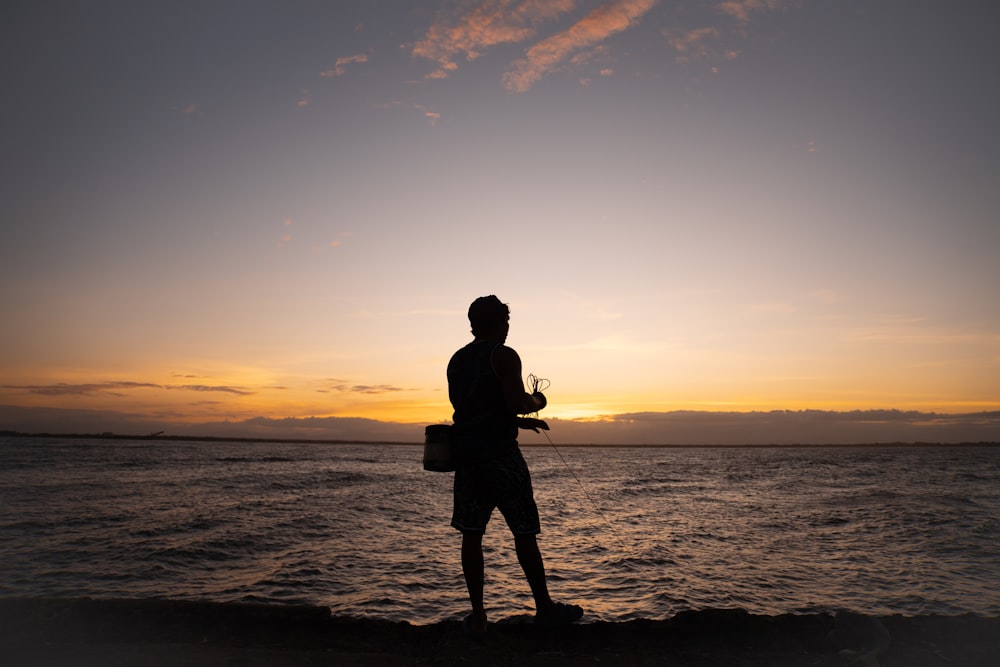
[0,438,998,624]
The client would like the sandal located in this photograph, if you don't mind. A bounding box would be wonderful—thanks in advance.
[462,613,487,639]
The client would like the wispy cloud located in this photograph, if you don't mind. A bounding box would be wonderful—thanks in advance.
[324,381,411,395]
[351,385,408,394]
[171,385,255,396]
[171,103,199,117]
[414,104,442,126]
[413,0,578,79]
[276,217,294,248]
[666,26,722,62]
[1,382,160,397]
[503,0,657,93]
[2,381,254,397]
[716,0,794,27]
[329,230,352,248]
[370,100,441,125]
[320,53,369,78]
[665,0,794,62]
[412,0,654,93]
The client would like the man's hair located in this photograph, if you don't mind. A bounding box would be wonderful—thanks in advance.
[468,295,509,336]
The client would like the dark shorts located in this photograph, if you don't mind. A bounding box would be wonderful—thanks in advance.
[451,447,540,535]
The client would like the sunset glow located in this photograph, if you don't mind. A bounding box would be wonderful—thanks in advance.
[1,1,997,444]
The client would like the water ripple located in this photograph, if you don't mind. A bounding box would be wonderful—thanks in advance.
[1,438,998,624]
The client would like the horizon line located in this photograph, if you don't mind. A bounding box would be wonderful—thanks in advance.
[3,430,998,449]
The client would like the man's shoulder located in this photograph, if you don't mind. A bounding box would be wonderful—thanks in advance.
[491,344,521,370]
[449,341,520,370]
[448,341,483,367]
[447,345,469,368]
[492,343,519,357]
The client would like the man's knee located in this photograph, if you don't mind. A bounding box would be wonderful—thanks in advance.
[513,532,540,548]
[462,530,484,547]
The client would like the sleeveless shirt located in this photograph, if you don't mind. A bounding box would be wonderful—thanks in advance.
[447,340,518,461]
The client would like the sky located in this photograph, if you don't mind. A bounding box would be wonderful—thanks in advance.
[1,0,998,444]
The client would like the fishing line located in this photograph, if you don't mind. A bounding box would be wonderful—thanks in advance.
[526,373,550,395]
[526,375,639,562]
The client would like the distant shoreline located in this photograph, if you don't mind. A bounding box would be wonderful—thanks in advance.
[2,430,997,448]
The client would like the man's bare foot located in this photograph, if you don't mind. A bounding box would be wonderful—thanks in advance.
[463,611,487,639]
[534,602,583,627]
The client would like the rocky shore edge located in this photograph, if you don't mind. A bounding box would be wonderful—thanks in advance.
[1,597,997,666]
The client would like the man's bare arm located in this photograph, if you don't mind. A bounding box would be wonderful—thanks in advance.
[492,345,545,415]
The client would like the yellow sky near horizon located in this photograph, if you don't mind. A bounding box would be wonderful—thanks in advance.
[3,292,996,427]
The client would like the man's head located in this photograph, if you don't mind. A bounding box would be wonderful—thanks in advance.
[468,295,510,338]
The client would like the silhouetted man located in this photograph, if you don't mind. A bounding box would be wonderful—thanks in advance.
[447,295,583,637]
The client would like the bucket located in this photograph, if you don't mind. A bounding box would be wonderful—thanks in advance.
[423,424,455,472]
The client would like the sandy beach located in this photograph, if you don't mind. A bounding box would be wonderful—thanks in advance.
[1,597,997,666]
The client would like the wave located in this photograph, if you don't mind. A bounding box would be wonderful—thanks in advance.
[3,440,998,625]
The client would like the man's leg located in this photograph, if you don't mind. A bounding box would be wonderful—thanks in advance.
[514,533,584,625]
[513,533,554,613]
[461,531,487,630]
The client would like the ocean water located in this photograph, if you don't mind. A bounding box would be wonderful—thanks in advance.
[0,436,997,625]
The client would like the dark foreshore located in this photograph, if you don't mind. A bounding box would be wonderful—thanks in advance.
[1,598,997,666]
